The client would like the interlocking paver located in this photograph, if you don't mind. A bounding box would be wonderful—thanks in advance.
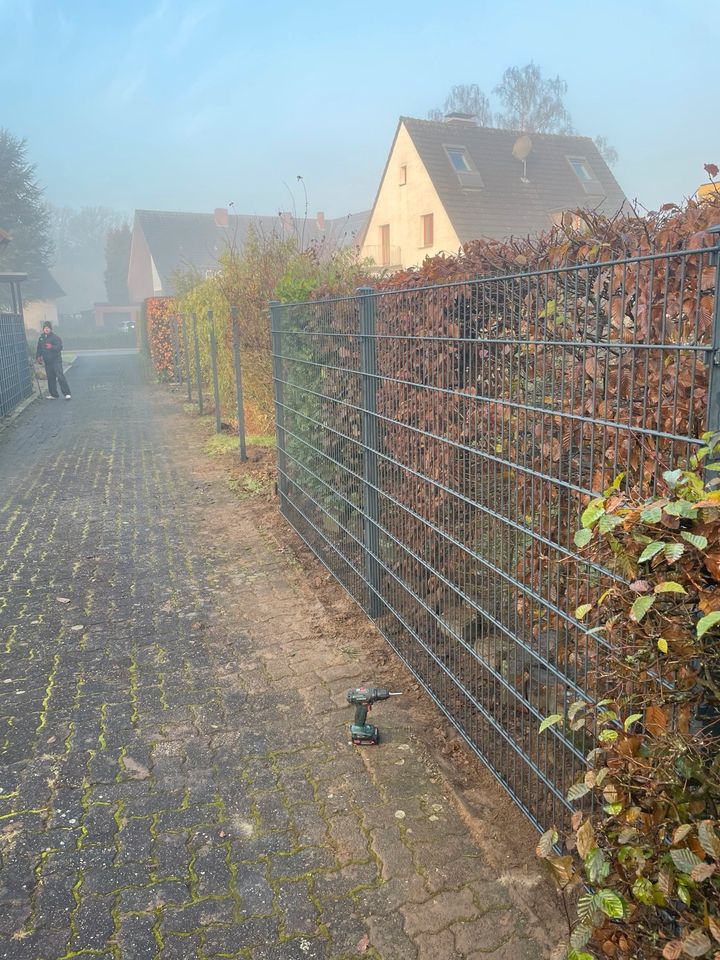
[0,355,560,958]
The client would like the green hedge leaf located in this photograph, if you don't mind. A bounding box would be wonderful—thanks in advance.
[654,581,687,594]
[630,595,656,622]
[681,531,708,550]
[697,611,720,639]
[595,888,624,918]
[664,543,685,562]
[539,713,564,733]
[638,541,664,563]
[670,847,702,874]
[581,497,606,528]
[567,781,592,803]
[574,528,592,548]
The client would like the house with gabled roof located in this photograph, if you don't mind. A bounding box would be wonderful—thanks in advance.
[360,115,628,270]
[128,207,369,303]
[22,266,66,333]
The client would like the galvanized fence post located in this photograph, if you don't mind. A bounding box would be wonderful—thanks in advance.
[230,306,248,461]
[270,300,288,508]
[705,226,720,482]
[358,286,383,618]
[170,314,181,382]
[208,309,222,433]
[181,314,192,402]
[192,312,203,416]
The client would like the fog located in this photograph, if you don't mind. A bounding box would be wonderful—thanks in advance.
[1,0,718,314]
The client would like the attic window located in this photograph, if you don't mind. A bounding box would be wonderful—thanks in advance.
[569,158,593,182]
[567,156,603,195]
[443,145,484,189]
[446,147,472,172]
[399,164,407,185]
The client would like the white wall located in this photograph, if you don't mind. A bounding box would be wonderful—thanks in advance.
[361,123,461,270]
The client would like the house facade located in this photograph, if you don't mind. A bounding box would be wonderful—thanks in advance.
[22,266,66,333]
[361,116,628,270]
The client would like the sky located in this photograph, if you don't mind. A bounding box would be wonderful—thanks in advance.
[1,0,718,222]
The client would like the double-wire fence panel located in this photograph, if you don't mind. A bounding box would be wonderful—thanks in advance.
[0,312,33,417]
[271,238,720,833]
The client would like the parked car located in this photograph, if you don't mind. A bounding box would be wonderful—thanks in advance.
[119,320,136,333]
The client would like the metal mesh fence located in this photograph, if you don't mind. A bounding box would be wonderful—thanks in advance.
[0,313,33,418]
[271,241,719,833]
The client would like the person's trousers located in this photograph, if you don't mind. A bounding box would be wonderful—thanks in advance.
[44,358,71,398]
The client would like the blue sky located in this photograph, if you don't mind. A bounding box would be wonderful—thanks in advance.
[2,0,718,220]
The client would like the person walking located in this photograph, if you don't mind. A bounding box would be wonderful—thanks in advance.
[36,321,71,400]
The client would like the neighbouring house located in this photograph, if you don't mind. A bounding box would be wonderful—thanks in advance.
[22,266,66,332]
[360,115,629,271]
[0,227,66,330]
[127,207,369,302]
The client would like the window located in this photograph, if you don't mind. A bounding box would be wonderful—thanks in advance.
[379,225,390,265]
[399,164,407,185]
[421,213,434,247]
[446,147,471,172]
[569,158,593,182]
[443,145,484,188]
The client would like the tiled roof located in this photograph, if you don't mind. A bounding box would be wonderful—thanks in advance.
[134,209,369,294]
[401,117,628,242]
[24,266,66,302]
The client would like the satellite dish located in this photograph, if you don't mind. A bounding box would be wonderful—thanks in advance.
[512,134,533,161]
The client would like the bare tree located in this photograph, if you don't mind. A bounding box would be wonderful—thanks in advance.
[429,64,619,166]
[494,62,574,134]
[428,83,493,125]
[593,135,619,166]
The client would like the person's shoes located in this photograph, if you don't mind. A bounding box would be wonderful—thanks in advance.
[64,395,71,400]
[45,394,57,399]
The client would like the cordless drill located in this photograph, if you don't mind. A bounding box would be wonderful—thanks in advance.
[346,687,401,745]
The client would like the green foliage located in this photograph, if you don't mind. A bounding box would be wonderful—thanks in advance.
[0,128,52,275]
[172,228,372,434]
[537,435,720,959]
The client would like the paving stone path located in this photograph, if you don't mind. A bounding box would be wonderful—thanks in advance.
[0,356,556,959]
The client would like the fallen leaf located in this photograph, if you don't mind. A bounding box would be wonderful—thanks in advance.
[70,625,84,632]
[356,934,370,953]
[662,941,682,960]
[56,597,71,604]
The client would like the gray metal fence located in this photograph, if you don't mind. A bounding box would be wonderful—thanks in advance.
[0,312,33,418]
[271,236,720,833]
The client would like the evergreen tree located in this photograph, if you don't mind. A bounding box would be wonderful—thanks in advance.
[104,222,132,303]
[0,129,53,274]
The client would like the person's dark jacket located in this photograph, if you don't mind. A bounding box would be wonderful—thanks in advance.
[36,331,63,364]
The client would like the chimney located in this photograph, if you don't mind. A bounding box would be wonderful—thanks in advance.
[214,207,228,228]
[316,211,326,231]
[444,112,476,123]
